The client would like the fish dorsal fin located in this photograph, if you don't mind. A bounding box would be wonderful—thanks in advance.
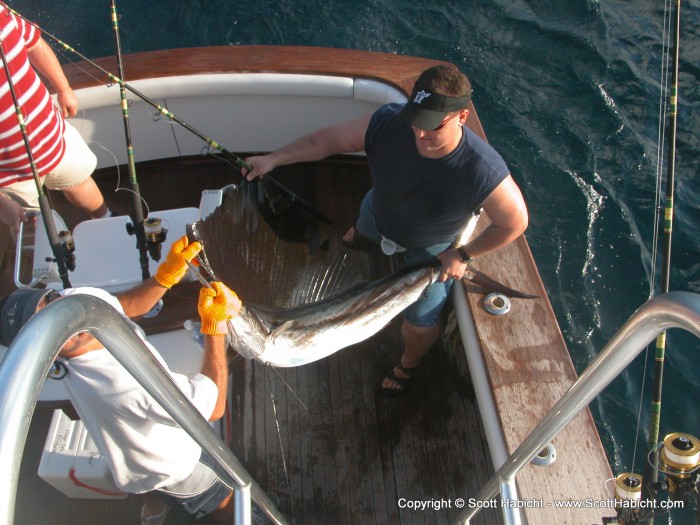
[287,253,362,307]
[193,183,362,308]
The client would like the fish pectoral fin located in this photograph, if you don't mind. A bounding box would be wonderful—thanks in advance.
[270,320,296,337]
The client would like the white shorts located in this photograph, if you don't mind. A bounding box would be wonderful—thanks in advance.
[0,121,97,207]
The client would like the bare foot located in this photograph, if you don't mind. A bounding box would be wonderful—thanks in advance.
[342,226,356,243]
[380,366,412,392]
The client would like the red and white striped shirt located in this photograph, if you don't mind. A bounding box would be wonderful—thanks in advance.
[0,7,65,187]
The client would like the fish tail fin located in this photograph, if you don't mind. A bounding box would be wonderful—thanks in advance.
[463,268,539,299]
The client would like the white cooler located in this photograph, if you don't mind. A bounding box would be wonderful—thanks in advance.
[38,404,230,500]
[38,409,126,499]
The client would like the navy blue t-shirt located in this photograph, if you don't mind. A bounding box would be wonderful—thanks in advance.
[365,103,510,248]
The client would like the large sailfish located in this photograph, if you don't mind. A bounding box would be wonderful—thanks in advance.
[191,183,535,367]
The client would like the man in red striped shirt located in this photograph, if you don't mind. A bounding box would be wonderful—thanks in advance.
[0,6,110,237]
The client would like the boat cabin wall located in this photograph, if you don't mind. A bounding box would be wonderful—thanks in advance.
[68,74,406,169]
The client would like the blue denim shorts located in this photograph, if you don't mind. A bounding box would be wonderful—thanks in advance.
[355,190,453,327]
[155,452,233,518]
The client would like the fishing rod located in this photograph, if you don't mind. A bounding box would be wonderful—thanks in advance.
[641,0,681,520]
[0,1,332,226]
[0,38,74,289]
[109,0,158,280]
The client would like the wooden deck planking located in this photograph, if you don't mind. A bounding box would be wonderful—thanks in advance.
[317,361,337,524]
[228,341,505,524]
[217,158,503,524]
[431,346,475,498]
[465,216,615,523]
[331,356,352,524]
[361,349,391,525]
[5,159,509,525]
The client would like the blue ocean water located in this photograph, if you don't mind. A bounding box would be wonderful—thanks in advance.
[16,0,700,521]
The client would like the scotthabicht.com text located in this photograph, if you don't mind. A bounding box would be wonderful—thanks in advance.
[397,497,685,511]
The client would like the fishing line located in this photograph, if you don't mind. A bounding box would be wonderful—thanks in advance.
[637,0,680,499]
[34,26,159,223]
[50,43,104,89]
[40,40,131,207]
[81,137,156,221]
[265,368,291,491]
[649,0,674,301]
[189,222,310,409]
[630,369,648,476]
[188,248,306,410]
[182,256,298,486]
[630,0,675,479]
[191,224,312,411]
[110,0,150,280]
[131,94,183,158]
[268,366,308,412]
[0,1,332,225]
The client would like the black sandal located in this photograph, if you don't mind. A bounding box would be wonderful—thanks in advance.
[380,363,418,395]
[341,225,373,249]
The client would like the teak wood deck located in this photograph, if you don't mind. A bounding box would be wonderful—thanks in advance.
[2,46,614,524]
[5,156,502,525]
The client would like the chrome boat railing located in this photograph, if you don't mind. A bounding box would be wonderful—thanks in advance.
[453,291,700,525]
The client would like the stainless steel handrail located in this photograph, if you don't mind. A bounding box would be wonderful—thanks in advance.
[453,291,700,524]
[13,209,58,289]
[0,293,286,525]
[452,283,522,525]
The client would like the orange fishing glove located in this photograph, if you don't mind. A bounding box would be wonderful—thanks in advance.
[198,281,242,335]
[154,235,202,289]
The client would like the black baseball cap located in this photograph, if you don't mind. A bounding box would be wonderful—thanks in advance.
[398,88,471,131]
[0,288,60,347]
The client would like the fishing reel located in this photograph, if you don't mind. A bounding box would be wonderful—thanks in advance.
[127,217,167,262]
[602,472,643,525]
[655,432,700,504]
[57,230,76,272]
[604,433,700,525]
[143,217,167,262]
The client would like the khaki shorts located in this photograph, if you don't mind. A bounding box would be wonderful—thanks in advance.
[0,121,97,208]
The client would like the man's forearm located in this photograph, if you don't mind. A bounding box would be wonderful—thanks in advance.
[245,112,370,180]
[26,38,70,93]
[462,222,523,257]
[116,277,168,319]
[268,127,344,169]
[201,334,229,421]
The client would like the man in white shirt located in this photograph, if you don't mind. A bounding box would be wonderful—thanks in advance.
[0,236,243,524]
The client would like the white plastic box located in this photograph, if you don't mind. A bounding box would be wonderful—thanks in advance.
[38,409,126,499]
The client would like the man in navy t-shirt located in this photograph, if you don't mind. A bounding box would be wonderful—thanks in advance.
[244,64,528,394]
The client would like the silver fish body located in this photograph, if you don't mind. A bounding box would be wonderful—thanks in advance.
[227,263,439,367]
